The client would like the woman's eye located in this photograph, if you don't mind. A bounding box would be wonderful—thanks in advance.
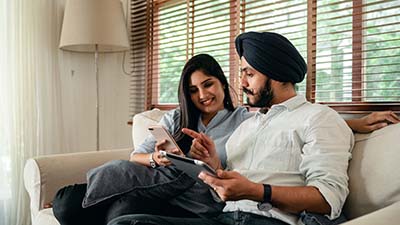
[189,88,197,93]
[204,82,213,88]
[246,73,254,78]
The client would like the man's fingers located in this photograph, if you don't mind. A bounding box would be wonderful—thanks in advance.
[368,122,388,132]
[387,112,400,124]
[369,111,400,125]
[199,171,223,187]
[182,128,201,139]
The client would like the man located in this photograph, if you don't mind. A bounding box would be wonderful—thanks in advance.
[107,32,353,225]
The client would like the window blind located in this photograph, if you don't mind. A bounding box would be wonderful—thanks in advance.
[243,0,308,95]
[313,0,400,112]
[145,0,240,108]
[129,0,148,118]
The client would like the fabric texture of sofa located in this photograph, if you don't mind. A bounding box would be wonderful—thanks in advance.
[24,109,400,225]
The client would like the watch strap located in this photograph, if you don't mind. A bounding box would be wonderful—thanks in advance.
[149,153,157,168]
[257,184,272,211]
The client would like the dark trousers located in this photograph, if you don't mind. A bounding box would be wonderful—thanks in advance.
[52,183,198,225]
[52,160,224,225]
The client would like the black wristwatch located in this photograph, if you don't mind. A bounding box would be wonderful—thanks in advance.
[149,153,157,168]
[257,184,272,211]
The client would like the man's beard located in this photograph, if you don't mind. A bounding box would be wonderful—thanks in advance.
[244,78,274,108]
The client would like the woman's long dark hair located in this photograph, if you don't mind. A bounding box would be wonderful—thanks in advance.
[174,54,235,153]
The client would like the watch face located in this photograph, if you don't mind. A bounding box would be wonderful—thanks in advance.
[149,153,157,168]
[257,202,272,211]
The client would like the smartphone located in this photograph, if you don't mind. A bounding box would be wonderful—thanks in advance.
[148,125,181,152]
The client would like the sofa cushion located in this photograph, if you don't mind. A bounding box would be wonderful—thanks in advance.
[344,123,400,219]
[33,208,60,225]
[132,108,165,149]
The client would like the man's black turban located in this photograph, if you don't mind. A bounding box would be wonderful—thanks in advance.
[235,32,307,83]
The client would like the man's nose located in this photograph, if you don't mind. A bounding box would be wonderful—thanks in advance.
[241,75,248,87]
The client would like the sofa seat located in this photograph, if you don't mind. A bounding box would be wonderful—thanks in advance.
[24,109,400,225]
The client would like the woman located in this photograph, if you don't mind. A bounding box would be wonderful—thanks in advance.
[52,54,253,225]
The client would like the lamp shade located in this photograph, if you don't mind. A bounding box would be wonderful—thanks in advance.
[59,0,130,53]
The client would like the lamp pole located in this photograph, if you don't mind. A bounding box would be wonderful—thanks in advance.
[95,44,99,151]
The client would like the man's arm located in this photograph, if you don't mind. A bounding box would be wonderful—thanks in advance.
[199,170,331,214]
[345,111,399,133]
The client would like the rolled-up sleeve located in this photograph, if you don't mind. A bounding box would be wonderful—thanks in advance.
[131,108,180,155]
[300,109,354,219]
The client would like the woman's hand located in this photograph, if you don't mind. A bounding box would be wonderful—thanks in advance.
[155,139,185,156]
[153,139,185,166]
[150,151,169,166]
[182,128,222,170]
[347,111,400,133]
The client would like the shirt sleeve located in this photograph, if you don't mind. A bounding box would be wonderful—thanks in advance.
[131,108,180,155]
[300,107,354,219]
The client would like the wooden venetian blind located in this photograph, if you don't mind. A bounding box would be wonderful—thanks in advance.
[129,0,148,118]
[243,0,308,95]
[146,0,241,109]
[312,0,400,112]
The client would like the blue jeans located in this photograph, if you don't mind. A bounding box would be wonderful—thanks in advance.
[107,211,347,225]
[300,212,347,225]
[107,212,288,225]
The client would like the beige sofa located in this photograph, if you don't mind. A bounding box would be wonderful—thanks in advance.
[24,109,400,225]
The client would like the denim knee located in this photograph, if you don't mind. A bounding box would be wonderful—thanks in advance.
[300,211,347,225]
[52,184,87,224]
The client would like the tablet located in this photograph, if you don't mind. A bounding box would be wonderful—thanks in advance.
[159,151,216,184]
[160,151,223,202]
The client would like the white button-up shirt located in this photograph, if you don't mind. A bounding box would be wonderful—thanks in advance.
[224,95,354,225]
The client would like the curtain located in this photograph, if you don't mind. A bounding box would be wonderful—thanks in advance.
[0,0,66,224]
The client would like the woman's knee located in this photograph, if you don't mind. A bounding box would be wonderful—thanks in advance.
[52,184,87,222]
[107,214,163,225]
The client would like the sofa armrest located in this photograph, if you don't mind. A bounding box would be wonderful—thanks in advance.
[342,202,400,225]
[23,148,131,219]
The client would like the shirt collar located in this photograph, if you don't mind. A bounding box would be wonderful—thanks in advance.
[271,94,307,112]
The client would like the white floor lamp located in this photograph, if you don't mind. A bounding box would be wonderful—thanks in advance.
[59,0,130,151]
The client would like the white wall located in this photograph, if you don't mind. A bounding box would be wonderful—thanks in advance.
[57,0,133,153]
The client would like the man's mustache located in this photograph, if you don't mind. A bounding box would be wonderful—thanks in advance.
[242,87,254,95]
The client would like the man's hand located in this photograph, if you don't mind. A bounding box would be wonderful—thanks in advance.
[347,111,400,133]
[198,170,263,202]
[182,128,222,170]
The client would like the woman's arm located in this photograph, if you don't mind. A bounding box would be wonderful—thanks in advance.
[346,111,399,133]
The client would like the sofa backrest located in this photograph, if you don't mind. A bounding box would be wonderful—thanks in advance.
[132,108,165,149]
[344,123,400,219]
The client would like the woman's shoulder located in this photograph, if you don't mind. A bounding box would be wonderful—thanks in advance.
[163,107,181,120]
